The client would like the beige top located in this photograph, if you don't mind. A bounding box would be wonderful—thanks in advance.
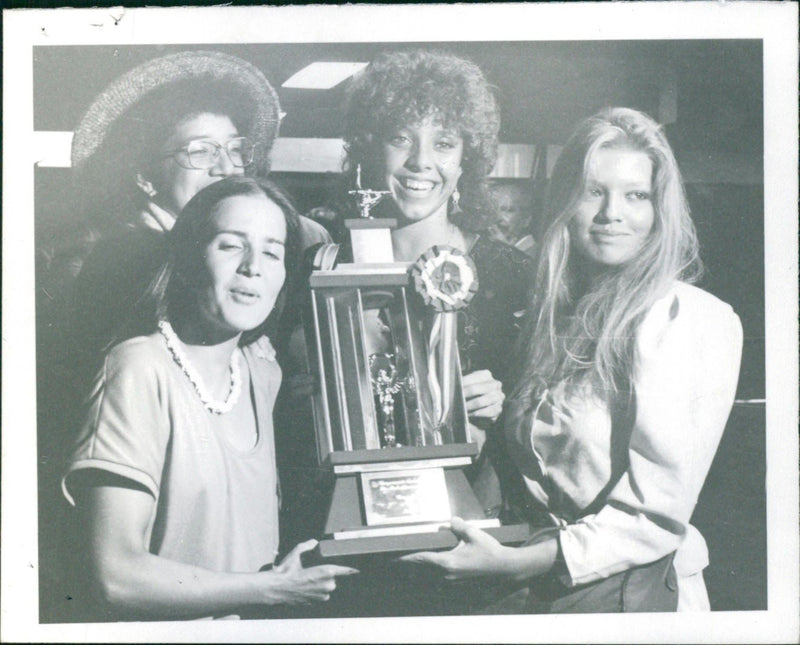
[63,334,282,574]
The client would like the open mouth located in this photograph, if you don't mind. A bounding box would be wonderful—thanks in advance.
[230,287,260,303]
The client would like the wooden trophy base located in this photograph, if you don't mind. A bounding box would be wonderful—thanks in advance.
[308,444,531,566]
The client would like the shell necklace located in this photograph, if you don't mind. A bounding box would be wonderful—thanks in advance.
[158,320,242,415]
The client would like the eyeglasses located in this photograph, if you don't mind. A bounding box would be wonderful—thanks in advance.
[163,137,257,170]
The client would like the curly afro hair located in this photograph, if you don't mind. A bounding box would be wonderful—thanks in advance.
[343,49,501,232]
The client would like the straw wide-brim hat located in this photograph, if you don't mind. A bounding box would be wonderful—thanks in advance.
[71,50,281,174]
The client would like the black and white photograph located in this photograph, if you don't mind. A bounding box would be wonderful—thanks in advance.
[2,3,798,642]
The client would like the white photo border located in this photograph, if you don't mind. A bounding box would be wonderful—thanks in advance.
[2,3,798,643]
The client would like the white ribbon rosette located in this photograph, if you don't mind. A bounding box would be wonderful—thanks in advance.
[410,245,478,444]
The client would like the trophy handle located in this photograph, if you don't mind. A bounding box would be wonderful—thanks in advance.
[312,243,341,271]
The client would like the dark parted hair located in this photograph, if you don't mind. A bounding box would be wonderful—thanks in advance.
[343,49,501,232]
[145,176,302,346]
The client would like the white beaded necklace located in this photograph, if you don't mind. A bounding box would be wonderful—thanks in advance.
[158,320,242,415]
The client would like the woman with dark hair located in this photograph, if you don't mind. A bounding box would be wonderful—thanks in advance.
[68,50,331,378]
[272,49,533,619]
[403,108,742,613]
[278,50,533,568]
[342,48,532,461]
[61,177,356,621]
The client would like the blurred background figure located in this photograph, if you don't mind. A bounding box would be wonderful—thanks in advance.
[488,180,536,256]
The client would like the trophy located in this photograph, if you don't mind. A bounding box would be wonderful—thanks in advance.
[303,168,529,562]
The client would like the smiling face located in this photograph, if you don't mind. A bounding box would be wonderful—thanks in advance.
[568,147,656,269]
[380,116,464,224]
[193,193,287,338]
[147,112,245,215]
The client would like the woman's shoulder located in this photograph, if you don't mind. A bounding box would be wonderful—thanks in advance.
[79,227,165,276]
[242,338,282,381]
[104,334,169,374]
[470,235,533,277]
[297,215,333,250]
[662,281,738,321]
[640,281,742,350]
[242,337,283,407]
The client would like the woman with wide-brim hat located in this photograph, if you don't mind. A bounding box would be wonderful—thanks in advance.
[69,50,329,378]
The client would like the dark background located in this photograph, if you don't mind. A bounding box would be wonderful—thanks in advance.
[33,40,766,616]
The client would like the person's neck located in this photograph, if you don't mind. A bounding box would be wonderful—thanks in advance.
[391,207,469,262]
[170,317,242,398]
[571,257,618,298]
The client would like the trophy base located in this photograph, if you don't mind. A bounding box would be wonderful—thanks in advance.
[308,459,532,567]
[314,522,532,566]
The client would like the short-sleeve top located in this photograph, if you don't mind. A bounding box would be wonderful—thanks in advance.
[504,282,743,587]
[62,334,282,574]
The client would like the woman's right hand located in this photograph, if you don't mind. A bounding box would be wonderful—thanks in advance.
[73,478,358,619]
[266,539,359,605]
[462,369,505,427]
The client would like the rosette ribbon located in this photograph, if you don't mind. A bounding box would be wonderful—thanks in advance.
[410,245,478,445]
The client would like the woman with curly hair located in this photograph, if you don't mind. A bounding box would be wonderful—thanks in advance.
[404,108,742,613]
[274,49,533,618]
[342,49,532,456]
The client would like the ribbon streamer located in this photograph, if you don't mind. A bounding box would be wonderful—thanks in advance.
[411,245,478,444]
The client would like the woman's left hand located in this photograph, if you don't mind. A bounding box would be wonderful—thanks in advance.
[399,517,514,581]
[462,370,505,427]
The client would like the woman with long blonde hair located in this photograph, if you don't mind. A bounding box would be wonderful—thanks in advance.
[404,108,743,613]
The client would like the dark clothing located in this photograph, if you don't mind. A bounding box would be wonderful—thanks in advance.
[458,234,532,386]
[526,551,678,613]
[71,227,167,384]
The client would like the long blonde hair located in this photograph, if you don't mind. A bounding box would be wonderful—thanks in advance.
[512,108,702,401]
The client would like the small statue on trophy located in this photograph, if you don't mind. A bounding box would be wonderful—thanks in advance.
[348,164,391,219]
[369,352,406,448]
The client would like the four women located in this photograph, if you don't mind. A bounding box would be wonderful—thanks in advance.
[54,48,742,618]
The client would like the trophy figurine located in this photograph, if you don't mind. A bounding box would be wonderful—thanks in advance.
[348,164,391,219]
[369,352,409,448]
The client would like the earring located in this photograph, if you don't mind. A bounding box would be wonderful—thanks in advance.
[450,189,462,215]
